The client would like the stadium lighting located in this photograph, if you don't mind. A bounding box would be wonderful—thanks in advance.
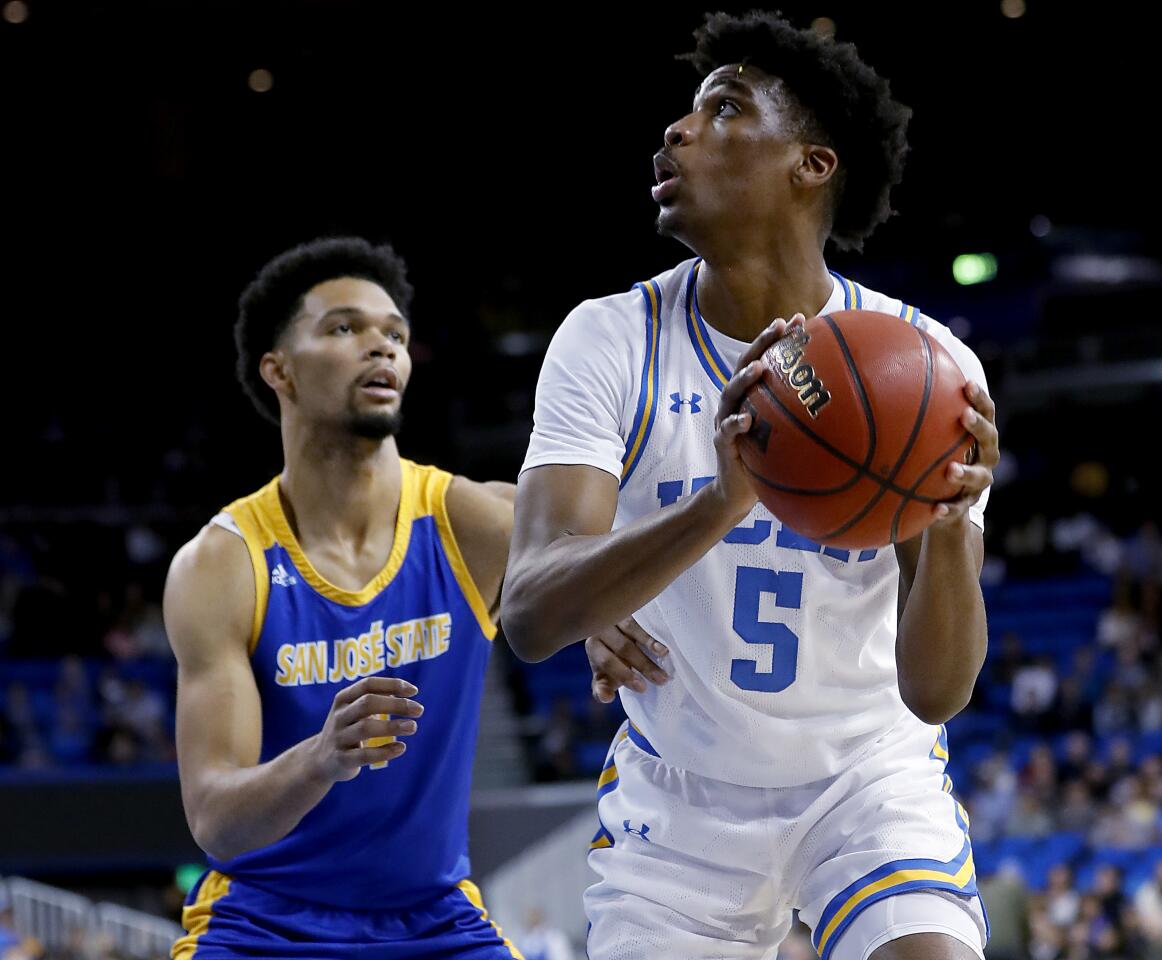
[952,254,998,286]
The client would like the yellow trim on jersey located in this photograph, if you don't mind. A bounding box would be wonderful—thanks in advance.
[620,281,662,480]
[814,851,977,956]
[221,484,279,655]
[931,735,949,764]
[457,879,525,959]
[257,460,416,607]
[171,870,231,959]
[597,763,619,790]
[590,833,613,850]
[428,467,499,641]
[687,263,731,387]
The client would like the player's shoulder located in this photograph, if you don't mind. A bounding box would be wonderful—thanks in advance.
[559,259,694,337]
[164,522,255,657]
[855,280,987,386]
[444,475,514,543]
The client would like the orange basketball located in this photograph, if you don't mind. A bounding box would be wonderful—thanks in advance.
[739,310,974,549]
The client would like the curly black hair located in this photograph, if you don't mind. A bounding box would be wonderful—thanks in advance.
[234,236,414,424]
[684,11,911,251]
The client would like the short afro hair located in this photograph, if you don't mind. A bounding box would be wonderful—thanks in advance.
[684,11,912,251]
[235,236,414,424]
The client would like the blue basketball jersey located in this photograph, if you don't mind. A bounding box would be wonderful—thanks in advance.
[206,459,496,909]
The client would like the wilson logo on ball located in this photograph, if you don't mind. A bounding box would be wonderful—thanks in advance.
[772,327,832,418]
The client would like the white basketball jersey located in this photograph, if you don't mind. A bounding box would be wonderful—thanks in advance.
[522,258,990,788]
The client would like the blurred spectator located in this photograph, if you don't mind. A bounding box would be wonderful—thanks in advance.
[979,861,1028,960]
[1028,906,1066,960]
[1093,867,1127,925]
[534,698,577,782]
[1012,657,1059,731]
[1056,677,1095,733]
[1098,581,1144,648]
[1006,791,1055,838]
[1123,522,1162,587]
[1133,861,1162,943]
[1058,779,1099,832]
[510,906,572,960]
[1045,864,1082,928]
[3,681,50,769]
[1093,683,1135,737]
[968,751,1018,842]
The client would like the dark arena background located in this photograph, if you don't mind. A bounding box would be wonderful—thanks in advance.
[2,2,1160,958]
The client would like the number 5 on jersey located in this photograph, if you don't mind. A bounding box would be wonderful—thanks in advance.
[731,567,802,693]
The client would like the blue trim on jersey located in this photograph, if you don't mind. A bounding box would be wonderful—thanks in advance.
[626,722,660,758]
[813,806,979,959]
[684,260,731,391]
[900,302,919,325]
[620,281,663,488]
[829,271,853,310]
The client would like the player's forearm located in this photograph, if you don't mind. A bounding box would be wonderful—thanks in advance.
[895,519,987,724]
[504,483,745,661]
[185,737,334,860]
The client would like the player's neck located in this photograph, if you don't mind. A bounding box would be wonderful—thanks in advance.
[694,241,833,343]
[278,428,402,548]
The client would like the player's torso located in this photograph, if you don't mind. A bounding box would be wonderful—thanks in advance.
[612,260,932,787]
[209,461,496,907]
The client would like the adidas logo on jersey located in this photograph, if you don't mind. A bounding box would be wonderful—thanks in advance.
[669,392,702,414]
[271,563,297,587]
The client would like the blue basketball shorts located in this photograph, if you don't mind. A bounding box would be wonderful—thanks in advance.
[172,871,524,959]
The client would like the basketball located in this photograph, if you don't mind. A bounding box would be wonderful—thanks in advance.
[739,310,975,549]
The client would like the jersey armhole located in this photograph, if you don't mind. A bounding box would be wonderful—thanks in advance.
[210,511,269,656]
[429,474,499,641]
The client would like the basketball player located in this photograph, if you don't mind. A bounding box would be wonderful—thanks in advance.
[164,237,523,958]
[503,12,999,960]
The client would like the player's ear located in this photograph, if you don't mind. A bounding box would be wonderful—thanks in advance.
[795,144,838,189]
[260,350,295,401]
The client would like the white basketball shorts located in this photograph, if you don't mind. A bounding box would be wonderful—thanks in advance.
[585,718,988,960]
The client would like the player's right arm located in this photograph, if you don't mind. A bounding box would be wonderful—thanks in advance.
[502,314,793,663]
[164,525,422,861]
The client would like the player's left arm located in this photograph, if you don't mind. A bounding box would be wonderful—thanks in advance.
[894,379,998,725]
[446,477,515,621]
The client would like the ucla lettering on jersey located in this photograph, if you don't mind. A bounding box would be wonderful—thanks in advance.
[523,258,991,789]
[205,460,496,908]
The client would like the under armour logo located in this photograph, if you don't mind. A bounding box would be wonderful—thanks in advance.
[623,820,651,841]
[670,392,702,414]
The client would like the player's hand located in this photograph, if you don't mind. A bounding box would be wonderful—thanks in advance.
[585,618,670,704]
[931,380,999,528]
[310,676,423,782]
[711,314,804,520]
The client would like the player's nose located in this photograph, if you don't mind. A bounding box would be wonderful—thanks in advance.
[664,114,694,148]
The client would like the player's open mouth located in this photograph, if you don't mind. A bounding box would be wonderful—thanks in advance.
[359,367,400,399]
[652,153,680,203]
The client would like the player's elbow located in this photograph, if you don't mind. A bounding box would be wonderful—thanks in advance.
[500,577,561,663]
[900,685,972,726]
[499,598,553,663]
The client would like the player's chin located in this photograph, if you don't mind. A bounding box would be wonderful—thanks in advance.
[348,409,403,440]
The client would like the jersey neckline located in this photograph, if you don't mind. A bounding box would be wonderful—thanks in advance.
[264,459,416,606]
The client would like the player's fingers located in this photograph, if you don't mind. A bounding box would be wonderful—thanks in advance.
[734,314,799,373]
[338,695,423,729]
[349,742,407,768]
[946,462,993,493]
[617,617,669,659]
[585,637,646,694]
[717,362,764,425]
[965,381,996,424]
[333,676,418,707]
[337,716,418,748]
[591,674,618,704]
[603,625,668,685]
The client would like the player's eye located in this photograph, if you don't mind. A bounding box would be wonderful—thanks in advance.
[389,330,405,343]
[333,322,352,335]
[716,98,740,117]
